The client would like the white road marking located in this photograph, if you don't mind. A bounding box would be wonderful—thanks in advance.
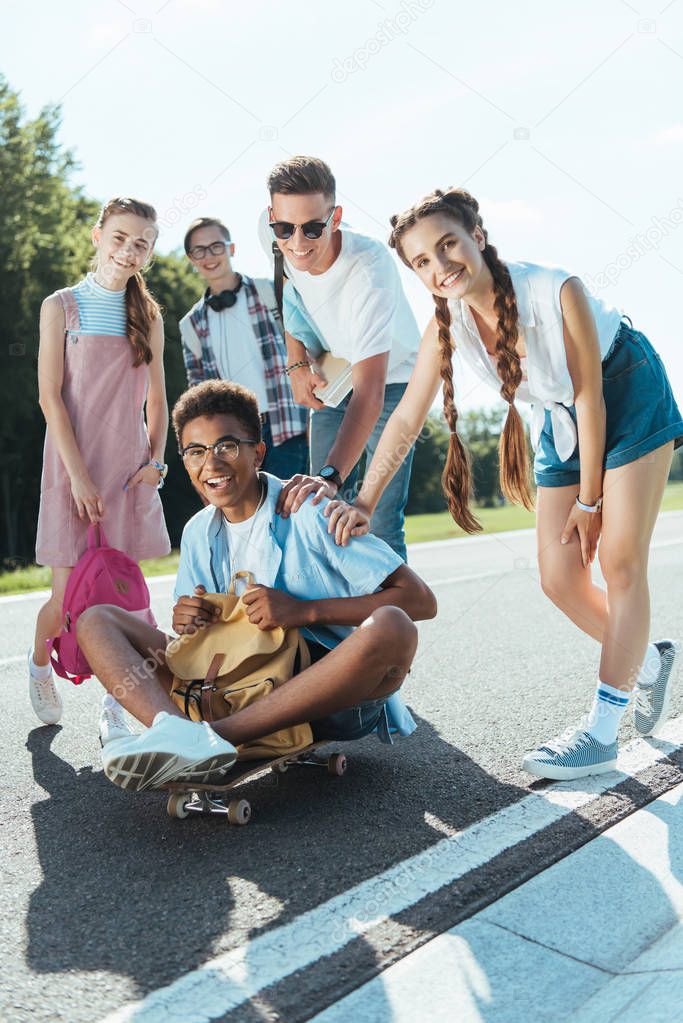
[100,716,683,1023]
[429,570,506,587]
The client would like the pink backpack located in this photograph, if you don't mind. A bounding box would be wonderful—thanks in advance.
[48,524,157,685]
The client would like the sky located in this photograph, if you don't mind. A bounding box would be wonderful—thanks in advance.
[3,0,683,410]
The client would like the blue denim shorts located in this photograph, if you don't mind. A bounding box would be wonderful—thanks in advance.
[305,640,392,742]
[534,321,683,488]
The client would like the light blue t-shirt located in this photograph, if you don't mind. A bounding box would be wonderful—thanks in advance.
[174,472,416,740]
[282,286,323,356]
[175,473,403,650]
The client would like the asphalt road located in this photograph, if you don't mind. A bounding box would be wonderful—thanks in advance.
[3,512,683,1022]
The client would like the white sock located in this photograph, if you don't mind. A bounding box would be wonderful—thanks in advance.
[29,652,52,682]
[586,680,631,744]
[637,643,661,688]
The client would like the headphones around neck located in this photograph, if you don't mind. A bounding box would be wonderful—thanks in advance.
[204,274,243,311]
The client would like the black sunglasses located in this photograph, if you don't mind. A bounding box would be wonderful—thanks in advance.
[269,207,336,241]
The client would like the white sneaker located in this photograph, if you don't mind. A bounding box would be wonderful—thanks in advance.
[99,695,133,746]
[28,651,62,725]
[101,711,237,792]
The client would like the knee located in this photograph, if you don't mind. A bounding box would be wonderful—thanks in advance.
[538,560,575,606]
[599,549,646,592]
[364,606,418,659]
[76,604,115,644]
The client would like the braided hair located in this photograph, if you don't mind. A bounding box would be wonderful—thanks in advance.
[389,188,532,533]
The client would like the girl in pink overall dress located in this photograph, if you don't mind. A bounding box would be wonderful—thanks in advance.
[30,197,170,727]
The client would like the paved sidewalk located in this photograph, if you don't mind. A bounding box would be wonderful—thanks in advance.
[310,781,683,1023]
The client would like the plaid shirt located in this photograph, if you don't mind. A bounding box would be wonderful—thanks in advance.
[178,275,308,446]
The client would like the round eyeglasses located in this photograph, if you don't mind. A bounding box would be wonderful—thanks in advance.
[180,435,258,469]
[188,241,228,260]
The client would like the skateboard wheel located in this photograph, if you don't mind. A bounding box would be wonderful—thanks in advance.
[167,793,190,819]
[271,762,289,774]
[327,753,347,776]
[227,799,251,825]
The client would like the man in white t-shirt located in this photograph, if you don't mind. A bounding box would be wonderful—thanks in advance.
[261,156,420,560]
[179,217,308,480]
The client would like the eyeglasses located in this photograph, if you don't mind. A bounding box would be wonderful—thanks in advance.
[188,241,227,260]
[268,207,336,240]
[180,435,258,468]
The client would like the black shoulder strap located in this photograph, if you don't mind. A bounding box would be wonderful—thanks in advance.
[272,241,285,319]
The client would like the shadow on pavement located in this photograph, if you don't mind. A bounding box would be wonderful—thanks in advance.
[25,712,529,1015]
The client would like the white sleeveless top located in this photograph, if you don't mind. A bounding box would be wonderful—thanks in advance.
[448,261,623,461]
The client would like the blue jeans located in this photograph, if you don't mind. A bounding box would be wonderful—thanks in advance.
[535,321,683,487]
[310,382,414,561]
[261,415,309,481]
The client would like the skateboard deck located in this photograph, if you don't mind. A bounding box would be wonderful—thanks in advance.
[162,741,348,824]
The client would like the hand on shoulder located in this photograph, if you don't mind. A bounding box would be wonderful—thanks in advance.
[323,499,371,546]
[275,474,338,518]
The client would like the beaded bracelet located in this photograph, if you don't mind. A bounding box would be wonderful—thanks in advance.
[284,360,310,376]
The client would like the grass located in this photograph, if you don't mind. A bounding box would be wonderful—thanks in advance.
[2,481,682,597]
[406,480,683,544]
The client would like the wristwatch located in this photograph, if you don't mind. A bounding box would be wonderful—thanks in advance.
[149,460,168,490]
[576,495,602,513]
[318,465,343,490]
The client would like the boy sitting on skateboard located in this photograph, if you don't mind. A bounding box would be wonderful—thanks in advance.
[78,380,436,791]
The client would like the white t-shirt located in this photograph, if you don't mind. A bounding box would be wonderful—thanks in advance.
[258,211,419,385]
[207,287,269,412]
[449,261,623,462]
[221,496,272,594]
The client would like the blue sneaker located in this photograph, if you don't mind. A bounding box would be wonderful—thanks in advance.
[634,640,681,738]
[522,727,618,781]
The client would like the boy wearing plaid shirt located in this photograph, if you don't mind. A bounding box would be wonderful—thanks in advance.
[180,216,309,480]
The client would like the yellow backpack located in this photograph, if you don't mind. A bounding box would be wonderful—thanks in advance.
[166,572,314,760]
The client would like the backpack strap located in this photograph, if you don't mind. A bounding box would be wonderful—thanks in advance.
[272,242,285,320]
[48,636,89,685]
[87,523,109,549]
[201,652,226,723]
[254,272,283,327]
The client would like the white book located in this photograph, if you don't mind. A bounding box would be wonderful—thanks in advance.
[311,352,353,408]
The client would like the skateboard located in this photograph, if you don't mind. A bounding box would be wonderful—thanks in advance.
[162,742,348,825]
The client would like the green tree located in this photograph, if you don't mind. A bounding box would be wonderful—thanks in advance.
[0,76,98,564]
[406,414,450,514]
[0,75,204,561]
[459,405,507,507]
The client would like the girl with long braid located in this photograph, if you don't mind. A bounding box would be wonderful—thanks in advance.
[323,187,683,780]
